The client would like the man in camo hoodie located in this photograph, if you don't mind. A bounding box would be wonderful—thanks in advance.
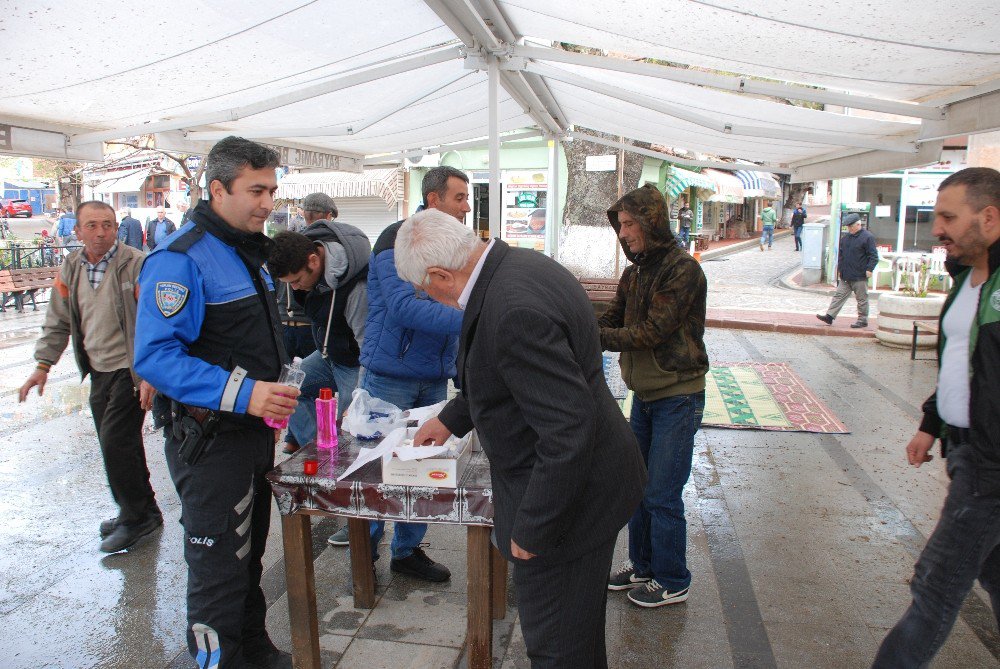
[599,183,710,608]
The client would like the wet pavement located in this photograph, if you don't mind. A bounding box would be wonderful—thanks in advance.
[2,236,997,668]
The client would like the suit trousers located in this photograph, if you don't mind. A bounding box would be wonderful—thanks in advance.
[89,368,156,524]
[512,536,616,668]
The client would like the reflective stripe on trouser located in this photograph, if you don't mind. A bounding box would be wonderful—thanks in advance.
[164,426,274,669]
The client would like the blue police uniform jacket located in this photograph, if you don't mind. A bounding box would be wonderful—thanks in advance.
[134,201,286,425]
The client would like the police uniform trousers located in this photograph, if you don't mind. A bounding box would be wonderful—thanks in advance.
[165,424,274,669]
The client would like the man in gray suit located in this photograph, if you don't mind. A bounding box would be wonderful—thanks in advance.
[405,209,647,668]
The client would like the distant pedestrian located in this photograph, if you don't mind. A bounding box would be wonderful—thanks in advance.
[758,200,777,250]
[816,213,878,328]
[56,208,76,247]
[677,202,693,248]
[18,201,161,554]
[117,209,144,250]
[791,202,807,251]
[871,167,1000,668]
[144,207,176,250]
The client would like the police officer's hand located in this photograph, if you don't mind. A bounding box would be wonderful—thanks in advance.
[247,381,300,420]
[414,416,452,445]
[19,370,48,402]
[906,430,935,467]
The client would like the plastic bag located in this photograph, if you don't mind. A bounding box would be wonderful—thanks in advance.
[342,388,407,440]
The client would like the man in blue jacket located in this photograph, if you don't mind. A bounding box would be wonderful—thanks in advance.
[322,166,467,582]
[817,213,879,328]
[117,209,143,250]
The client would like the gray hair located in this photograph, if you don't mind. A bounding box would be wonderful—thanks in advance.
[421,166,469,204]
[395,208,481,285]
[206,136,281,193]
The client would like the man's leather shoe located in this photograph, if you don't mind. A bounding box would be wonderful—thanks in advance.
[390,547,451,582]
[245,647,292,669]
[850,320,868,329]
[100,507,162,538]
[99,513,163,553]
[99,516,119,539]
[816,314,834,325]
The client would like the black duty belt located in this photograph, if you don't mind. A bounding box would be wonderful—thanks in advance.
[945,424,972,444]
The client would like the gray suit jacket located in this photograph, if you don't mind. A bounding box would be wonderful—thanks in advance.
[439,241,647,564]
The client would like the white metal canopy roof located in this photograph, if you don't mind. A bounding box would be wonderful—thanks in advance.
[1,0,998,182]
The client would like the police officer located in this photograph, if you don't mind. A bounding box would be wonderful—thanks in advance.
[134,136,297,669]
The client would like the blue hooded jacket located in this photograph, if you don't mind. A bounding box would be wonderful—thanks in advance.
[360,220,461,381]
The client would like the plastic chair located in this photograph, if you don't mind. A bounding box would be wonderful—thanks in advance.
[870,257,893,290]
[893,256,926,292]
[928,249,952,292]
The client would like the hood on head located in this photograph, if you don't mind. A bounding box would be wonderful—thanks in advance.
[303,220,372,286]
[607,183,675,262]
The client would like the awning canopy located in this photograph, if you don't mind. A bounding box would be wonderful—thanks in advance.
[91,169,150,194]
[665,166,716,200]
[734,170,782,199]
[703,169,745,203]
[277,168,403,207]
[1,1,998,181]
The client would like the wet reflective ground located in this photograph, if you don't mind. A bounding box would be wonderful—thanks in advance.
[1,238,996,668]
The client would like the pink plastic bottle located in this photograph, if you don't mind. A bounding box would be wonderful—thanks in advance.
[315,387,338,451]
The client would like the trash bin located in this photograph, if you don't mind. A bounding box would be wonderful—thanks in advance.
[801,221,829,285]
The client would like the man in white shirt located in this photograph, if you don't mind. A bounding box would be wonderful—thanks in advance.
[872,167,1000,668]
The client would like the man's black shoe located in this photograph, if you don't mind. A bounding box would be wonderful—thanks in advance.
[99,516,119,539]
[101,507,163,538]
[390,547,451,582]
[850,320,868,329]
[99,513,163,553]
[816,314,834,325]
[245,646,293,669]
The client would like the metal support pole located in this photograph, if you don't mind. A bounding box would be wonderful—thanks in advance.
[488,55,501,241]
[546,138,560,259]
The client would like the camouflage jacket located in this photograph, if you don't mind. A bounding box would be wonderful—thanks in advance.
[599,184,709,401]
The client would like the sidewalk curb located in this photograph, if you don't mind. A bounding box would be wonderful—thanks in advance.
[707,316,876,337]
[701,229,793,261]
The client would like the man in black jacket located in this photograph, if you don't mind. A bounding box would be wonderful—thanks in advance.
[817,213,879,328]
[871,167,1000,668]
[404,208,647,668]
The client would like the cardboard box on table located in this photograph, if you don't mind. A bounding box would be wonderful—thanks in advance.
[381,429,478,489]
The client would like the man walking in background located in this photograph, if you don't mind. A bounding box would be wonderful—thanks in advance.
[816,213,878,329]
[117,208,144,250]
[144,206,176,250]
[759,200,778,250]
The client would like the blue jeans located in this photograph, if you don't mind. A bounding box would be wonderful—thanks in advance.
[677,226,690,248]
[793,225,803,250]
[628,391,705,591]
[872,440,1000,668]
[760,226,774,248]
[363,369,448,561]
[287,350,359,446]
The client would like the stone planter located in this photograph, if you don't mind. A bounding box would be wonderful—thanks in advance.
[876,292,946,349]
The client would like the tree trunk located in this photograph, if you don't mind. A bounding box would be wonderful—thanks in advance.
[559,128,649,278]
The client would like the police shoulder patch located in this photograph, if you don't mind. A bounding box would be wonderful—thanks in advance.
[155,281,189,318]
[990,289,1000,313]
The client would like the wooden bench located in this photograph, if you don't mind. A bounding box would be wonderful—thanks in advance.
[579,277,619,317]
[0,266,61,313]
[912,319,939,360]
